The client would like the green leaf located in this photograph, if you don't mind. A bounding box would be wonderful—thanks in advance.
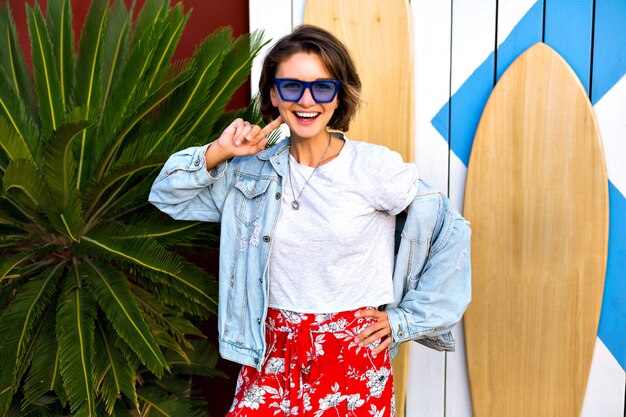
[94,59,194,181]
[144,4,189,94]
[92,16,165,179]
[56,262,97,417]
[101,0,132,111]
[0,65,40,161]
[137,385,206,417]
[42,116,91,240]
[85,259,166,377]
[0,115,37,164]
[0,251,35,284]
[93,318,137,414]
[46,0,75,110]
[79,222,216,310]
[132,285,202,349]
[0,2,36,121]
[2,158,50,215]
[73,0,108,191]
[182,30,267,143]
[165,339,226,378]
[0,263,64,414]
[151,27,232,150]
[22,307,62,406]
[26,3,64,137]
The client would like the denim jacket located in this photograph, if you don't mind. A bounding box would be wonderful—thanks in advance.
[149,139,471,369]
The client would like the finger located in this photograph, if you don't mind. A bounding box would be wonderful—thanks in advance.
[245,125,262,142]
[355,322,390,346]
[234,122,253,146]
[354,308,384,319]
[371,337,392,357]
[258,115,284,138]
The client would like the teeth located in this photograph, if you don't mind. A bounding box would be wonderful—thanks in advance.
[295,112,319,118]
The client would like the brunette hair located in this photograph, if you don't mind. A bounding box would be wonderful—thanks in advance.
[259,24,362,132]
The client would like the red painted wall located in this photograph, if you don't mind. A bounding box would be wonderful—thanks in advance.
[8,0,251,108]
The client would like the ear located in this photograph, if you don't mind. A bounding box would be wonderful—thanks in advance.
[270,87,279,107]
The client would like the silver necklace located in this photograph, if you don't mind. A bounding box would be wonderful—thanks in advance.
[287,133,332,210]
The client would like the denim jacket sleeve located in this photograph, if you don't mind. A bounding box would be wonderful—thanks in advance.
[148,144,231,222]
[385,184,471,354]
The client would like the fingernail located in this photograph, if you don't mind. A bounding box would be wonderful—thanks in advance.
[354,311,360,317]
[245,135,251,140]
[372,353,377,358]
[354,337,359,343]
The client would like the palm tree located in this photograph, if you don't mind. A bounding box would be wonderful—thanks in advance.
[0,0,265,415]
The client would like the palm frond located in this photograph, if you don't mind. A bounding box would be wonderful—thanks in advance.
[25,3,64,137]
[0,263,64,415]
[150,27,233,148]
[2,158,50,216]
[46,0,75,110]
[101,0,132,111]
[130,0,168,47]
[95,60,195,180]
[56,261,97,417]
[165,339,226,378]
[0,2,36,121]
[73,0,108,191]
[43,117,91,240]
[94,318,137,414]
[84,258,167,377]
[137,385,206,417]
[181,30,267,143]
[132,271,210,318]
[92,17,166,179]
[22,307,61,406]
[0,67,40,161]
[144,3,189,94]
[0,116,37,165]
[132,285,203,349]
[79,223,217,313]
[0,251,36,282]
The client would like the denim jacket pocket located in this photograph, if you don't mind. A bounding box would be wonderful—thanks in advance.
[234,172,273,226]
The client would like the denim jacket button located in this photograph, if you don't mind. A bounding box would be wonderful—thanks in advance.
[263,236,271,243]
[275,192,281,199]
[397,330,405,338]
[257,318,262,324]
[194,158,200,166]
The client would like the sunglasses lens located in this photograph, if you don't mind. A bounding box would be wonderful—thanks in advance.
[311,81,338,102]
[277,80,304,101]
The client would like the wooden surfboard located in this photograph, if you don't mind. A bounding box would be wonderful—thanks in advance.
[304,2,413,415]
[463,42,608,417]
[304,0,413,163]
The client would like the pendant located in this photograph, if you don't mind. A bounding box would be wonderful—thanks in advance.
[291,200,300,210]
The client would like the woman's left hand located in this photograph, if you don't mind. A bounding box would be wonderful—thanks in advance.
[354,309,393,357]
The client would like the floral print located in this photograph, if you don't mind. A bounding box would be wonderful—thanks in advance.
[226,308,395,416]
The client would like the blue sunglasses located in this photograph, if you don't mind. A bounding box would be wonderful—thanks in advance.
[273,78,342,103]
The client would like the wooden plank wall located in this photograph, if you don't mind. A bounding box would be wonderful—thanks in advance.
[249,1,626,416]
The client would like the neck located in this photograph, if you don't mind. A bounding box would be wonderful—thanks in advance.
[290,131,333,167]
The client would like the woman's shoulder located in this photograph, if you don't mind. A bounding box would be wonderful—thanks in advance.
[343,136,406,166]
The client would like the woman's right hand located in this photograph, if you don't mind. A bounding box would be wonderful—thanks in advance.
[205,116,283,169]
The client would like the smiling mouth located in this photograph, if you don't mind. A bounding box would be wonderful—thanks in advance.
[294,111,320,121]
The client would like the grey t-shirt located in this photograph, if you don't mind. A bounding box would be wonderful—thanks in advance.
[268,137,419,313]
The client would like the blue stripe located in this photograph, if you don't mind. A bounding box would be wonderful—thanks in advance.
[496,1,543,80]
[544,0,593,93]
[592,0,626,104]
[450,54,495,166]
[597,181,626,370]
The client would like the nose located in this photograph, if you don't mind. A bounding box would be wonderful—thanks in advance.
[298,86,316,106]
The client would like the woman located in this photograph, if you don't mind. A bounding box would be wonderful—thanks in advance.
[150,25,470,417]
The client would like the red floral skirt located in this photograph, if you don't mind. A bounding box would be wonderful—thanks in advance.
[226,308,395,417]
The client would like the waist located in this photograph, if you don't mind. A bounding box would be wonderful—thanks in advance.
[266,307,377,333]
